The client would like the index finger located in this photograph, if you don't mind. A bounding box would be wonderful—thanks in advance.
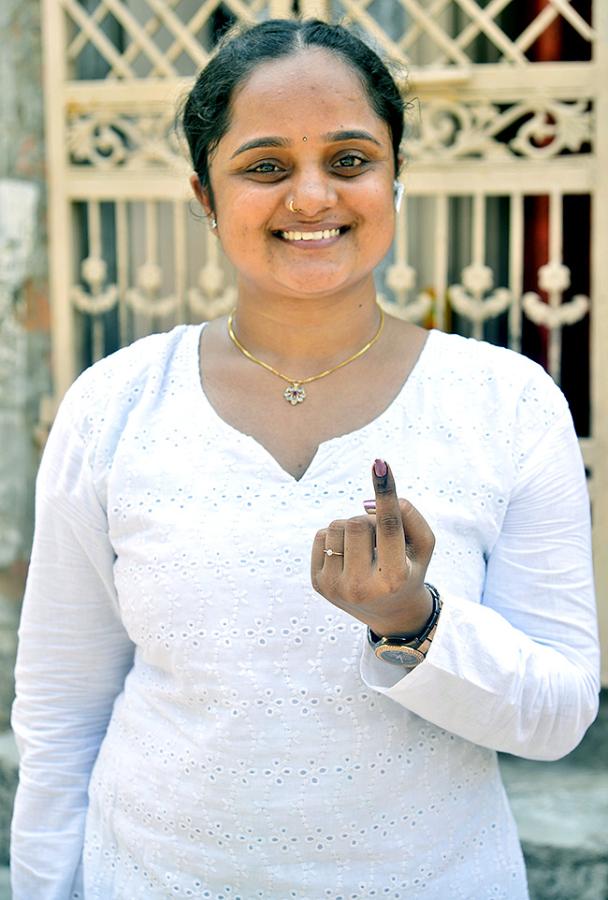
[372,459,407,571]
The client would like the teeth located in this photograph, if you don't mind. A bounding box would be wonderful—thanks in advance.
[281,228,341,242]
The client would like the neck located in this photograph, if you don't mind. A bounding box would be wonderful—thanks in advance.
[229,281,382,376]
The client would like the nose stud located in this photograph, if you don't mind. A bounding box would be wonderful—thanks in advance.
[288,198,303,214]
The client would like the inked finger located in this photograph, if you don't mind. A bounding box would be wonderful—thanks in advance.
[372,460,406,572]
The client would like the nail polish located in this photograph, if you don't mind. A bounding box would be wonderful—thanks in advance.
[373,459,387,478]
[363,500,377,515]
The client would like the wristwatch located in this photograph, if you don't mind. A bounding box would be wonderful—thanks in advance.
[367,583,442,668]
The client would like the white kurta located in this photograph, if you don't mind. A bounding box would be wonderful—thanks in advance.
[11,325,599,900]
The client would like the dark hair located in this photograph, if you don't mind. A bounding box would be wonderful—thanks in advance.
[182,19,405,203]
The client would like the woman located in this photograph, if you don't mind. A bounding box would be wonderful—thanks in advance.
[11,18,599,900]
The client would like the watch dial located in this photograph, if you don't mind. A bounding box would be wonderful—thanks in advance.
[377,646,425,667]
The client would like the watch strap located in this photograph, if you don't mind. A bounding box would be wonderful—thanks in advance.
[367,584,442,667]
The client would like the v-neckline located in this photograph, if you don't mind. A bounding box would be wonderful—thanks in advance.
[190,323,435,484]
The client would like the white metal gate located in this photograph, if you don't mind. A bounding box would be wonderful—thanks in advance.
[41,0,608,680]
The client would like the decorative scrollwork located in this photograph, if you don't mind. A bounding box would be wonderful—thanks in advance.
[522,262,589,329]
[66,97,592,170]
[448,264,511,338]
[407,99,592,161]
[382,262,432,323]
[126,262,178,317]
[71,256,119,314]
[67,111,187,171]
[188,262,236,320]
[522,292,589,328]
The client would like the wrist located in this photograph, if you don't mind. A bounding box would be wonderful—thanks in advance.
[370,584,434,640]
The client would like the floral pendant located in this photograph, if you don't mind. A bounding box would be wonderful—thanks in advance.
[283,383,306,405]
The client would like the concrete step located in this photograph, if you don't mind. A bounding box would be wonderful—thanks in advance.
[499,690,608,900]
[0,866,9,900]
[500,757,608,900]
[0,731,17,870]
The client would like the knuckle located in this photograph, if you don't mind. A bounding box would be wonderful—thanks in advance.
[347,582,369,605]
[328,519,346,530]
[324,574,342,596]
[378,513,403,536]
[345,518,372,536]
[383,572,406,594]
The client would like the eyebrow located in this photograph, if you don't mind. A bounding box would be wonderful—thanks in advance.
[230,129,382,158]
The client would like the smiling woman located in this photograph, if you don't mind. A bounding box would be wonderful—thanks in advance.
[10,17,599,900]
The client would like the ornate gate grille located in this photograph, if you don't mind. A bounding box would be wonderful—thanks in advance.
[41,0,608,679]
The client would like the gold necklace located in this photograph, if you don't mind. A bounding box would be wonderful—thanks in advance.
[227,305,385,405]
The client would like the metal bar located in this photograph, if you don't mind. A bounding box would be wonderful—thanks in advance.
[63,162,595,199]
[269,0,293,14]
[547,190,564,382]
[400,0,451,53]
[508,192,523,353]
[448,0,512,59]
[590,0,608,682]
[42,0,77,407]
[434,194,449,331]
[515,5,559,55]
[61,61,596,102]
[122,0,182,73]
[145,200,156,264]
[61,0,134,79]
[472,193,485,340]
[398,0,472,67]
[86,200,105,362]
[549,0,596,42]
[453,0,528,65]
[173,201,186,323]
[101,0,176,77]
[67,0,111,61]
[115,200,129,346]
[145,0,208,72]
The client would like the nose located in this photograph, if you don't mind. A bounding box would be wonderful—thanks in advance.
[289,166,338,217]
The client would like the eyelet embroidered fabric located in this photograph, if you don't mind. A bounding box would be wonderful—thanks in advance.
[11,324,598,900]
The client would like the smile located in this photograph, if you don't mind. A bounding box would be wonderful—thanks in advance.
[277,227,345,242]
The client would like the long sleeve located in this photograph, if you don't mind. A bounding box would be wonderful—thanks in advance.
[361,401,600,761]
[10,394,135,899]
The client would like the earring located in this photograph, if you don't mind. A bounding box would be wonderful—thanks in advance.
[393,181,404,213]
[210,216,217,230]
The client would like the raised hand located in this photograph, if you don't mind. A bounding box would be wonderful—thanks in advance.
[311,459,435,638]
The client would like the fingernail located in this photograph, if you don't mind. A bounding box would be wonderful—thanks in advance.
[373,459,387,478]
[363,499,377,514]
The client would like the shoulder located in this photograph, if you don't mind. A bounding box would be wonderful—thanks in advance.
[425,329,568,415]
[420,330,572,467]
[61,325,197,432]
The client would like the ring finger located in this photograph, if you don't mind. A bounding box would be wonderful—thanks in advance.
[324,520,346,568]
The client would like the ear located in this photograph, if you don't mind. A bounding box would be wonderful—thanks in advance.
[190,173,214,220]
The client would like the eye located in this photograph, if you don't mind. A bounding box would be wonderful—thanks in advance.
[334,153,367,172]
[246,160,284,175]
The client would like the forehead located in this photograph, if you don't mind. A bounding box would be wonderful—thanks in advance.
[224,48,387,142]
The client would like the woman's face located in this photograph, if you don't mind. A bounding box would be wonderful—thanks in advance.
[195,48,397,300]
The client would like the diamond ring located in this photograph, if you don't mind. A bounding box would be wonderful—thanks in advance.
[323,548,344,557]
